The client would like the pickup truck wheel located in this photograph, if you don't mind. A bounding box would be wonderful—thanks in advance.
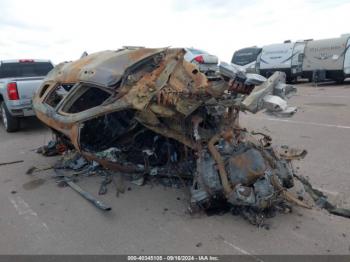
[1,102,20,132]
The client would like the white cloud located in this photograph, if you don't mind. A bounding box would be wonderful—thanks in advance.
[0,0,348,64]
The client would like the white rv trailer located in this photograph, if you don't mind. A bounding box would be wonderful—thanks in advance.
[231,47,262,73]
[257,41,306,82]
[345,38,350,76]
[302,36,350,82]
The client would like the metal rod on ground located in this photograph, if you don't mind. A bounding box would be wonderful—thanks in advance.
[64,177,112,211]
[0,160,24,166]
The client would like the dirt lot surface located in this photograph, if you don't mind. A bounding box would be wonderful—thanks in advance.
[0,82,349,255]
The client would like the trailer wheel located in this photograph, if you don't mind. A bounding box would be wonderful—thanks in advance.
[1,102,20,132]
[286,77,293,84]
[336,78,344,84]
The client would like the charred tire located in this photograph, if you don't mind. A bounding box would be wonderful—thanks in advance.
[1,102,20,132]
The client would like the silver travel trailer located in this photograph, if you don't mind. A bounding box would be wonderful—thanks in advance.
[231,47,262,73]
[302,36,350,82]
[257,41,306,82]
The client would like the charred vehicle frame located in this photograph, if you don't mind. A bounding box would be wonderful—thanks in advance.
[33,47,315,224]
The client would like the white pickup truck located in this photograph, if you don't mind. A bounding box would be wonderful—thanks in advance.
[0,59,54,132]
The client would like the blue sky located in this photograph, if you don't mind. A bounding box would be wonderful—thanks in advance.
[0,0,349,63]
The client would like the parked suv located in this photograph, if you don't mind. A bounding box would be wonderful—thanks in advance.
[0,59,54,132]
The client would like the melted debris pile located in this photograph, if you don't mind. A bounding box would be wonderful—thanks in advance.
[32,47,348,225]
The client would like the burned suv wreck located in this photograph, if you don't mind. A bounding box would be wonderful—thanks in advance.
[33,47,309,224]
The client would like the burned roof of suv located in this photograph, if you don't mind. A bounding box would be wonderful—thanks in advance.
[45,48,167,87]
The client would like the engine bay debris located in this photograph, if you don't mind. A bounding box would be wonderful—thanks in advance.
[32,47,348,225]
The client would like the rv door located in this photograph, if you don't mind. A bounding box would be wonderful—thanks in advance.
[291,42,306,76]
[344,38,350,76]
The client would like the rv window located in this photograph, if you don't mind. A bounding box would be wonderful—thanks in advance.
[298,53,304,63]
[232,53,255,66]
[232,48,261,66]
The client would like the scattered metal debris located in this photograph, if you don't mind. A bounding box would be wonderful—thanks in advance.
[54,169,111,211]
[224,62,297,116]
[63,176,112,211]
[263,95,297,117]
[31,47,347,224]
[36,140,66,156]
